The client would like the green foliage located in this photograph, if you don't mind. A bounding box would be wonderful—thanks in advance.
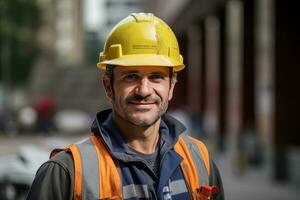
[0,0,40,87]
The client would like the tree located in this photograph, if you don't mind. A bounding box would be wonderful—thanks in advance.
[0,0,40,87]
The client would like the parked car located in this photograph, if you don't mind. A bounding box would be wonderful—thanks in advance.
[0,145,48,200]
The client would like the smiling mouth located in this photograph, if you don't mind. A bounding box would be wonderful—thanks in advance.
[129,102,156,105]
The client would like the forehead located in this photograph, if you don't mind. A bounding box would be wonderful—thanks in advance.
[113,66,170,75]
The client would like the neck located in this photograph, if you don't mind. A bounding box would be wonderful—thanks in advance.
[112,112,161,154]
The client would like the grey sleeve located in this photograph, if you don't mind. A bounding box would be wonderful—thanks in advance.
[209,160,225,200]
[26,152,74,200]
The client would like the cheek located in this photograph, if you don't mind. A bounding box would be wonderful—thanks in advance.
[155,86,172,102]
[113,86,131,103]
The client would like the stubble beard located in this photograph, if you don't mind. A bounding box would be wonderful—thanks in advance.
[112,95,169,127]
[124,102,168,127]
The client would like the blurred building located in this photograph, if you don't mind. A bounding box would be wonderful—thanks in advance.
[142,0,300,187]
[84,0,143,63]
[105,0,141,27]
[98,0,143,42]
[28,0,145,115]
[37,0,84,66]
[29,0,102,115]
[29,0,96,115]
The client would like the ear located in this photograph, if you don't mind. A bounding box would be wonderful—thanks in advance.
[168,79,177,101]
[102,75,113,101]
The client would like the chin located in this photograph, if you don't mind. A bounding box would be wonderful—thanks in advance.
[131,120,157,127]
[127,115,160,127]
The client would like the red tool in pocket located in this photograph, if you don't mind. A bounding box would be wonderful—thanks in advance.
[195,184,219,200]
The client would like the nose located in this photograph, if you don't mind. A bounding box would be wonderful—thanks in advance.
[134,77,152,97]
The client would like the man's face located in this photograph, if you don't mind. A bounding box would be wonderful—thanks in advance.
[103,66,176,127]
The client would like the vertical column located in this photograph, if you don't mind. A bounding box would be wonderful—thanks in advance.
[73,0,84,65]
[37,0,57,62]
[187,25,202,115]
[255,0,274,174]
[218,8,227,152]
[225,0,243,161]
[204,16,220,147]
[55,0,84,66]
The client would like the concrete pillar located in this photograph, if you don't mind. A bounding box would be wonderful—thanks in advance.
[218,8,227,152]
[55,0,84,66]
[187,25,202,115]
[225,0,243,162]
[73,0,84,65]
[255,0,275,176]
[204,16,220,147]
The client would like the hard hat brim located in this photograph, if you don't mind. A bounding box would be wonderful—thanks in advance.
[97,54,185,72]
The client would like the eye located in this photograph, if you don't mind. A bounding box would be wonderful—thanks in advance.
[149,74,165,82]
[123,74,139,82]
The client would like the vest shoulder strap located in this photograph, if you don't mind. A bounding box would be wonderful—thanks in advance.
[50,135,122,200]
[174,134,210,194]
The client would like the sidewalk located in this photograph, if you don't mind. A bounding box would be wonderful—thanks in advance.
[0,134,88,155]
[215,153,299,200]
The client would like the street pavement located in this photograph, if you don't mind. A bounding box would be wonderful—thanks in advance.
[0,134,88,156]
[215,152,300,200]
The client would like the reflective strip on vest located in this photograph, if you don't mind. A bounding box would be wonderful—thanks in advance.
[169,179,188,195]
[76,138,100,199]
[181,134,209,185]
[58,135,122,200]
[123,184,150,199]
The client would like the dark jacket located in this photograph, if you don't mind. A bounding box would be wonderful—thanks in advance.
[27,109,224,200]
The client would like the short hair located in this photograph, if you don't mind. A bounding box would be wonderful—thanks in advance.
[104,65,115,79]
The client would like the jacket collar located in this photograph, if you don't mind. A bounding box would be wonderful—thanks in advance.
[91,109,186,161]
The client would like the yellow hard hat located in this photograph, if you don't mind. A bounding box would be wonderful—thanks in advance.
[97,13,185,72]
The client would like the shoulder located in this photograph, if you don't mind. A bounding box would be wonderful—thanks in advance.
[48,150,74,172]
[27,151,74,200]
[186,136,209,158]
[36,150,75,189]
[36,150,74,184]
[181,135,210,169]
[175,134,211,177]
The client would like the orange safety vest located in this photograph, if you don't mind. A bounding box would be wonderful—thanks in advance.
[51,134,217,200]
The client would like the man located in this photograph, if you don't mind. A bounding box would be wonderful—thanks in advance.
[27,13,224,200]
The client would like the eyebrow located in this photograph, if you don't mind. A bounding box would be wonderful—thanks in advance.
[121,70,139,75]
[150,71,168,75]
[121,70,168,76]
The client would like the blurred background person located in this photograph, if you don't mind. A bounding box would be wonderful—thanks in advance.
[33,96,55,135]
